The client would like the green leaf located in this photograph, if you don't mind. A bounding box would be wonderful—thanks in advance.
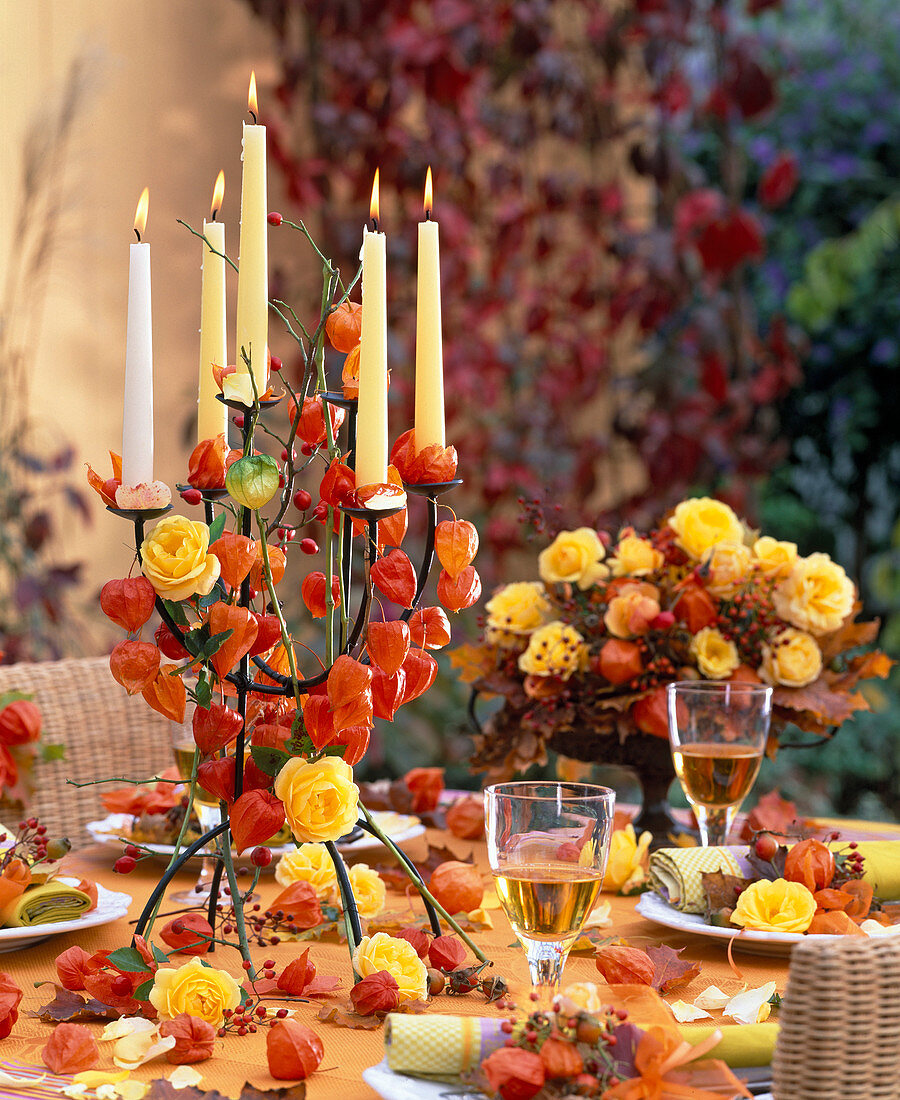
[285,734,314,757]
[40,743,67,762]
[250,745,292,778]
[0,690,33,709]
[162,600,190,628]
[133,979,154,1000]
[106,947,153,974]
[199,628,234,660]
[181,628,205,658]
[197,583,226,610]
[208,512,227,543]
[195,675,213,710]
[151,943,170,965]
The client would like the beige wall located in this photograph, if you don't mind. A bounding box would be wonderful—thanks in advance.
[0,0,282,652]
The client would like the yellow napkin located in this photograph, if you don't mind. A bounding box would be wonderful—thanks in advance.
[385,1014,503,1075]
[846,842,900,900]
[682,1022,778,1067]
[648,847,742,913]
[1,882,93,927]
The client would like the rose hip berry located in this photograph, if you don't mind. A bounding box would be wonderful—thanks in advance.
[251,846,273,867]
[114,856,137,874]
[270,354,283,372]
[267,211,283,226]
[293,489,312,511]
[181,487,202,505]
[300,538,318,555]
[754,832,779,862]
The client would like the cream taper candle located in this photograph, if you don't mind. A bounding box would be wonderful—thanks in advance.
[355,169,389,492]
[414,167,445,450]
[235,71,268,395]
[122,187,154,487]
[198,171,228,442]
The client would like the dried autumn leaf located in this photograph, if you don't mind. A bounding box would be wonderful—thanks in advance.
[437,565,482,612]
[367,620,411,675]
[192,701,244,756]
[141,665,187,723]
[41,1022,100,1073]
[408,606,451,650]
[100,576,157,632]
[32,984,121,1023]
[301,572,341,619]
[701,870,753,915]
[646,944,702,993]
[315,1003,383,1031]
[371,549,417,608]
[434,520,479,580]
[231,790,285,853]
[110,639,161,696]
[209,533,258,590]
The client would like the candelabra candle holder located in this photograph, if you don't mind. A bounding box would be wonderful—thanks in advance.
[114,392,481,972]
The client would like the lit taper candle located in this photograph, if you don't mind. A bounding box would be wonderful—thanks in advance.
[235,71,268,395]
[414,166,445,450]
[355,169,389,494]
[198,171,228,442]
[122,187,154,487]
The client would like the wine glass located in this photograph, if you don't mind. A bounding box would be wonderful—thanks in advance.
[485,782,615,1009]
[170,715,230,906]
[667,681,773,847]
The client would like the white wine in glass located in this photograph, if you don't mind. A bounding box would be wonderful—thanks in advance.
[485,782,614,1009]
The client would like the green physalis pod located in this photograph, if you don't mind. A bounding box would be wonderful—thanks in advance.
[225,454,280,509]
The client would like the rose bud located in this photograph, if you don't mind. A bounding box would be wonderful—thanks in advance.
[595,944,654,985]
[428,934,466,973]
[266,1019,324,1081]
[349,970,399,1016]
[395,926,430,959]
[482,1047,545,1100]
[160,1013,216,1064]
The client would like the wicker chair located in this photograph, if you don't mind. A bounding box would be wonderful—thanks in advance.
[0,657,174,845]
[773,933,900,1099]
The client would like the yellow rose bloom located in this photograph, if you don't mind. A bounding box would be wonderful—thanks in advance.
[610,533,665,578]
[274,757,359,844]
[538,528,609,590]
[518,621,587,680]
[274,842,337,900]
[700,541,753,596]
[352,932,428,1006]
[753,536,798,580]
[148,956,241,1026]
[141,515,221,602]
[760,628,823,688]
[603,824,652,894]
[604,589,661,639]
[485,581,551,646]
[773,553,855,636]
[348,863,387,920]
[668,497,745,560]
[690,627,740,680]
[731,878,817,934]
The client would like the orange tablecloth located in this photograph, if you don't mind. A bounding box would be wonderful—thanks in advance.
[0,825,850,1098]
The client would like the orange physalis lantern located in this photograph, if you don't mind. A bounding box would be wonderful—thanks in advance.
[434,520,479,580]
[301,572,341,619]
[207,603,259,678]
[408,606,451,650]
[302,695,336,751]
[290,395,346,448]
[400,649,438,705]
[141,666,187,723]
[325,300,362,353]
[784,839,835,892]
[437,565,482,612]
[209,533,258,590]
[100,577,157,633]
[371,667,406,721]
[109,640,161,696]
[367,620,411,675]
[371,549,417,608]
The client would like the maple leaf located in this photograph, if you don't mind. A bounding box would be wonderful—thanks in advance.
[772,680,866,725]
[817,611,880,663]
[609,1021,643,1081]
[30,984,121,1023]
[646,945,702,993]
[701,870,753,916]
[447,642,497,685]
[145,1082,306,1100]
[316,1003,383,1030]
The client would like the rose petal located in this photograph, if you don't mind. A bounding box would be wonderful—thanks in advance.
[860,919,900,937]
[62,1086,89,1099]
[115,1082,150,1100]
[73,1071,131,1087]
[168,1066,203,1090]
[0,1071,48,1087]
[694,984,731,1011]
[102,1018,156,1043]
[669,999,713,1023]
[723,981,776,1025]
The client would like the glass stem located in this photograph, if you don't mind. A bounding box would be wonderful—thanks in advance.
[697,805,736,847]
[522,938,566,1011]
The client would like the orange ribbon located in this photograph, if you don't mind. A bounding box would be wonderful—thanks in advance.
[602,1027,752,1100]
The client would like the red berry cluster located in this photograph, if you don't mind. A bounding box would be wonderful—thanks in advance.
[716,583,779,665]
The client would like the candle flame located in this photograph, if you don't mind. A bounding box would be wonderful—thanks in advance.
[370,168,380,226]
[248,70,258,119]
[424,166,433,218]
[133,187,149,240]
[210,171,225,220]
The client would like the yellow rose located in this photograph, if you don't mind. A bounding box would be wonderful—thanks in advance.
[700,541,753,596]
[610,533,664,578]
[141,515,221,602]
[274,757,359,844]
[773,552,855,635]
[352,932,428,1006]
[274,842,337,900]
[348,863,387,920]
[690,627,740,680]
[604,589,661,639]
[538,528,609,590]
[731,878,817,934]
[603,824,652,894]
[668,497,745,560]
[518,621,587,680]
[753,536,798,579]
[760,628,822,688]
[485,582,551,646]
[148,956,241,1026]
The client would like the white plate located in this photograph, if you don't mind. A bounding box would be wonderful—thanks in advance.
[0,880,131,952]
[636,891,839,957]
[86,812,425,865]
[363,1059,480,1100]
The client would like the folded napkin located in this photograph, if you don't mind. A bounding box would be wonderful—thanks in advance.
[683,1022,778,1067]
[1,882,93,927]
[846,842,900,900]
[648,847,742,914]
[385,1014,506,1075]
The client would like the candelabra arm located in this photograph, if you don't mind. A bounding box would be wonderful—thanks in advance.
[324,840,362,951]
[401,494,438,622]
[357,820,441,938]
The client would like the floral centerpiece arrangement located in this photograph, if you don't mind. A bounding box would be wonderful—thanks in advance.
[456,497,891,838]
